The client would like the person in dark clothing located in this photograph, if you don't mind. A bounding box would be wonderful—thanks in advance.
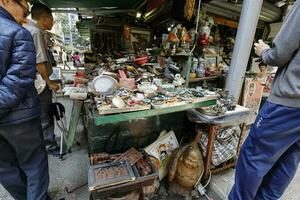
[229,2,300,200]
[48,47,57,67]
[0,0,49,199]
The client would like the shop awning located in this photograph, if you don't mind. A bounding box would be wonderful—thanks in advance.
[36,0,143,9]
[204,0,281,23]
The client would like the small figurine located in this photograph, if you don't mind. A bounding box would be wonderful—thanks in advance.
[173,74,185,86]
[213,28,221,45]
[190,72,197,79]
[181,27,191,43]
[192,57,199,72]
[217,90,237,111]
[196,58,205,78]
[199,25,210,46]
[168,26,180,43]
[181,27,191,50]
[171,44,177,56]
[225,95,237,111]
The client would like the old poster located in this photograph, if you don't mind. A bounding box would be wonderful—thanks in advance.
[242,78,264,125]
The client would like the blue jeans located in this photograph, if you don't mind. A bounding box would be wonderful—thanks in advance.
[0,118,49,200]
[229,101,300,200]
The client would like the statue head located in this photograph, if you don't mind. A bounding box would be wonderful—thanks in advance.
[180,146,201,168]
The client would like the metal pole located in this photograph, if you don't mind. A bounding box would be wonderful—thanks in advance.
[225,0,263,99]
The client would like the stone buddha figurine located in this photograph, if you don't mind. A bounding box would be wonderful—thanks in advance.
[168,131,204,198]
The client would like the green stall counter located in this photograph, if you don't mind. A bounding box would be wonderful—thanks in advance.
[83,99,217,155]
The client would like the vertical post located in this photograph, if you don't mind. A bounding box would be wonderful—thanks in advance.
[185,55,193,87]
[203,125,216,180]
[225,0,263,99]
[66,100,83,150]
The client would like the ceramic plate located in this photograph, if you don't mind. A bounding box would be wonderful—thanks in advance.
[92,75,119,95]
[138,83,157,93]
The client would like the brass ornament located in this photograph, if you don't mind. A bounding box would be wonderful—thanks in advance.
[168,131,204,190]
[184,0,196,21]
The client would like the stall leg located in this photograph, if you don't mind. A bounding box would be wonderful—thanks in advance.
[203,125,217,180]
[66,100,83,151]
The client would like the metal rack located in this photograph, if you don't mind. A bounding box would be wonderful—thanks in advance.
[187,106,250,179]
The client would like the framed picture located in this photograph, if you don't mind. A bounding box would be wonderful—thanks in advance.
[144,130,179,180]
[204,54,218,72]
[50,67,62,81]
[130,29,151,44]
[123,26,152,51]
[242,78,264,125]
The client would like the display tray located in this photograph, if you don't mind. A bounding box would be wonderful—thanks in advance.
[90,153,121,165]
[151,95,218,109]
[197,106,223,116]
[90,152,159,199]
[151,101,188,109]
[97,104,151,115]
[88,161,136,191]
[197,105,250,119]
[114,148,143,166]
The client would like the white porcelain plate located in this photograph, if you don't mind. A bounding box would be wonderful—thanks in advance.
[92,75,119,95]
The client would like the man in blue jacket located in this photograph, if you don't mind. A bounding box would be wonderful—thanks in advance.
[0,0,49,199]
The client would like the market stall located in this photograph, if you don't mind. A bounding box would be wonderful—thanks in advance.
[38,0,285,199]
[61,21,241,198]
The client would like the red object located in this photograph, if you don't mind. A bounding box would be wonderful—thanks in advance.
[199,33,209,46]
[118,70,127,79]
[127,100,142,106]
[73,71,86,86]
[76,71,85,76]
[72,54,81,62]
[134,56,149,65]
[205,69,212,77]
[147,0,165,12]
[119,70,136,90]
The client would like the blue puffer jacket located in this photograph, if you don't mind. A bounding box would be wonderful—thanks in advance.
[0,6,40,125]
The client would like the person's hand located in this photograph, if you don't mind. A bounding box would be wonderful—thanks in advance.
[254,39,270,57]
[47,80,60,92]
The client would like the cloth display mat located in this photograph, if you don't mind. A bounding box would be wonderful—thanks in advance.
[199,126,241,166]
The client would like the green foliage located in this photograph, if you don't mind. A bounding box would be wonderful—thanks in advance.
[56,13,90,49]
